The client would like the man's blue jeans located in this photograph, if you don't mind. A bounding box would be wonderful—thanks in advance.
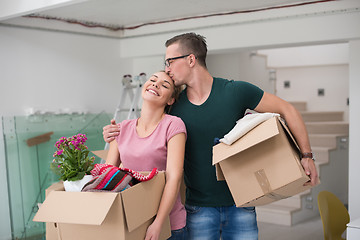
[168,226,187,240]
[185,204,258,240]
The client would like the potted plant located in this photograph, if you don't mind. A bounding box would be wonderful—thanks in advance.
[50,133,95,191]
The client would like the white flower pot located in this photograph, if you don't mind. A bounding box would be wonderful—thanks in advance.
[63,175,93,192]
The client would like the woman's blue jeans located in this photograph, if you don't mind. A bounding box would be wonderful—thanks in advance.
[185,204,258,240]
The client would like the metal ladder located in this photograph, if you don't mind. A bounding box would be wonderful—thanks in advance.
[113,73,145,123]
[104,73,147,151]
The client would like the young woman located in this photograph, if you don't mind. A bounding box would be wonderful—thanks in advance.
[105,71,187,240]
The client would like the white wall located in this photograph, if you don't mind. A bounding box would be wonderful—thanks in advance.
[275,65,349,118]
[258,43,349,118]
[207,53,241,81]
[132,56,165,78]
[258,43,349,68]
[349,40,360,221]
[207,51,275,94]
[0,26,130,116]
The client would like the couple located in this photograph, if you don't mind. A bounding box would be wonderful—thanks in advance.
[103,33,319,240]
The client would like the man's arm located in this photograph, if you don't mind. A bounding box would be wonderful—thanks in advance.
[254,92,319,186]
[103,119,120,143]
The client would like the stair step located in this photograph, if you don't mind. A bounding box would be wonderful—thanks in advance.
[312,147,330,165]
[265,190,310,209]
[257,205,299,226]
[301,111,343,122]
[268,196,301,208]
[290,102,307,111]
[305,122,349,134]
[309,134,345,148]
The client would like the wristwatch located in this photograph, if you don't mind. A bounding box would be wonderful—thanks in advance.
[301,152,315,161]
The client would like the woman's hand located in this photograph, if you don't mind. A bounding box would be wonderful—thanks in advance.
[145,220,162,240]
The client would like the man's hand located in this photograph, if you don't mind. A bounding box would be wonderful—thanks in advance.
[301,158,319,186]
[103,119,120,143]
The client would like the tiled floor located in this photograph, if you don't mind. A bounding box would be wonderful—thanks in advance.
[258,216,324,240]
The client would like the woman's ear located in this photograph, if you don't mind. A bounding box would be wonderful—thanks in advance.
[167,97,175,106]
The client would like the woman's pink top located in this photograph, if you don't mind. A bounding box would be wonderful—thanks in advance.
[115,114,187,230]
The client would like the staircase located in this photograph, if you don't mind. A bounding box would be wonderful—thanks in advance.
[256,101,349,226]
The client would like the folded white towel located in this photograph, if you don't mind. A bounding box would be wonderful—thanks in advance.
[220,110,280,145]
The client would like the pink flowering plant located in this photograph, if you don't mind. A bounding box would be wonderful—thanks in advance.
[50,134,95,181]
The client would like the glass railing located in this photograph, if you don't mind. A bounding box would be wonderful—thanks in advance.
[2,112,111,239]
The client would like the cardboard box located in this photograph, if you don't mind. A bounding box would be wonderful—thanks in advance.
[92,149,186,205]
[213,116,314,207]
[33,171,171,240]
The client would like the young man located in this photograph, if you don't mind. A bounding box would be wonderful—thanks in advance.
[103,33,318,240]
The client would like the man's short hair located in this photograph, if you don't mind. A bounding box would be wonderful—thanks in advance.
[165,32,208,68]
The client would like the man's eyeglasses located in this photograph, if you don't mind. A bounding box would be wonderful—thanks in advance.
[164,54,190,67]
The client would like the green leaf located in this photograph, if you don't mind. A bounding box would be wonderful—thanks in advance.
[67,172,86,181]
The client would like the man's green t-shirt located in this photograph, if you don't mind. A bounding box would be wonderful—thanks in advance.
[170,77,264,207]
